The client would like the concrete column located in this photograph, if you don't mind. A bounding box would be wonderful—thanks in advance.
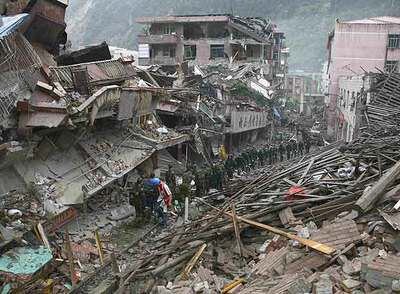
[176,24,184,64]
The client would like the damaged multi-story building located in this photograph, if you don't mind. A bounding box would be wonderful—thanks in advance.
[136,14,288,81]
[136,14,288,154]
[326,16,400,140]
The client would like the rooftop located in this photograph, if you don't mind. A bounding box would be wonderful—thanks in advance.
[342,16,400,25]
[136,14,231,24]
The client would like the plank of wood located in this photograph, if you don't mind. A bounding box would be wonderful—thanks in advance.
[355,160,400,212]
[231,204,243,257]
[197,198,336,256]
[181,244,207,280]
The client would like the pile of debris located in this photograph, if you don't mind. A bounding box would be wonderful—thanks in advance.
[88,126,400,293]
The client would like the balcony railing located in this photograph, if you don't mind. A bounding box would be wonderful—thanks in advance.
[138,34,179,44]
[139,57,178,66]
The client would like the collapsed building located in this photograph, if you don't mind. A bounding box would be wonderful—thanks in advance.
[0,5,291,292]
[136,14,288,85]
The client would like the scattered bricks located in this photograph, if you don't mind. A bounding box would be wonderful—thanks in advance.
[287,277,311,294]
[252,247,288,277]
[310,220,362,250]
[361,254,400,289]
[286,253,329,275]
[314,274,333,294]
[285,250,304,264]
[342,259,362,275]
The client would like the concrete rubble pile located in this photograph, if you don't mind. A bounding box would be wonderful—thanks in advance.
[74,125,400,293]
[0,3,285,292]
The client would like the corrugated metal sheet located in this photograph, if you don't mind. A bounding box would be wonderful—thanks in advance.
[310,220,362,250]
[0,14,29,37]
[49,59,136,90]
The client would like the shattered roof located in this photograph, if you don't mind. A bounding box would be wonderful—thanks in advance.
[0,14,29,37]
[13,130,155,205]
[49,59,136,90]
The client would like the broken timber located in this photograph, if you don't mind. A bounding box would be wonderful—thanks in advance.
[198,199,336,255]
[181,244,207,280]
[355,159,400,212]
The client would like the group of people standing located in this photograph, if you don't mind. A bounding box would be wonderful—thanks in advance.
[224,139,311,175]
[129,173,172,226]
[129,137,312,226]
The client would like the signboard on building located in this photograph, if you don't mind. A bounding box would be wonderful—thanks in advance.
[138,44,150,58]
[227,111,269,133]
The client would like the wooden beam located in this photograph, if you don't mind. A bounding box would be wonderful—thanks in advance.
[231,204,243,257]
[355,160,400,212]
[64,228,77,286]
[181,244,207,280]
[197,198,336,256]
[95,230,105,266]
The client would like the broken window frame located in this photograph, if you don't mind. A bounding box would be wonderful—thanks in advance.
[162,24,176,35]
[385,60,399,73]
[388,34,400,49]
[273,50,279,61]
[184,45,197,60]
[210,45,225,59]
[162,46,176,58]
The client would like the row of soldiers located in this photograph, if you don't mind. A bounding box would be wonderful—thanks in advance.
[225,140,311,174]
[165,164,224,200]
[159,139,312,202]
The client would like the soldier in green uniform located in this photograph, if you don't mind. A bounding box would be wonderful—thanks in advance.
[129,176,145,217]
[243,152,250,172]
[269,146,273,164]
[278,143,285,162]
[292,141,298,157]
[298,141,304,156]
[273,145,278,163]
[286,142,291,160]
[165,165,176,193]
[258,149,265,167]
[225,155,235,179]
[305,139,311,154]
[194,168,205,198]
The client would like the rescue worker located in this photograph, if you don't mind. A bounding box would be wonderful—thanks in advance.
[129,176,145,217]
[286,142,292,160]
[144,173,160,213]
[291,141,297,158]
[305,139,311,154]
[278,143,285,162]
[268,145,273,165]
[165,165,176,193]
[194,168,205,198]
[225,155,235,179]
[298,141,304,156]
